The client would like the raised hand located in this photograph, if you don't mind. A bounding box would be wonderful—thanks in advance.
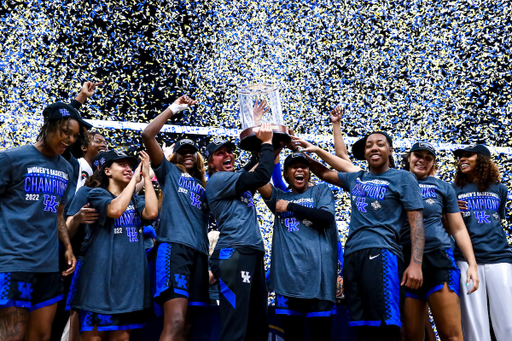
[330,105,343,124]
[80,81,103,98]
[255,122,273,144]
[133,161,143,183]
[253,99,270,124]
[291,136,318,153]
[139,151,151,179]
[170,95,198,114]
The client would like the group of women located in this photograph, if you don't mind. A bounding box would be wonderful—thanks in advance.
[0,90,511,341]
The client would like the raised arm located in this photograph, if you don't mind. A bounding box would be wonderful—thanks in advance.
[445,213,479,293]
[402,209,425,289]
[141,95,197,168]
[330,106,351,162]
[73,81,103,105]
[107,163,142,218]
[139,151,159,220]
[304,154,343,187]
[235,123,274,193]
[293,136,361,173]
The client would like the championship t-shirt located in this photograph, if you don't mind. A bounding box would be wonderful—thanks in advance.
[338,168,423,258]
[153,158,209,255]
[0,145,72,273]
[206,171,264,252]
[401,176,460,253]
[74,188,152,313]
[452,182,512,264]
[265,184,337,302]
[66,186,93,259]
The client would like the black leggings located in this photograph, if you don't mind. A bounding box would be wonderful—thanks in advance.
[281,315,332,341]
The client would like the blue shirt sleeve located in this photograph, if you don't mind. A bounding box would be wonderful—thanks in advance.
[315,184,336,215]
[337,172,354,192]
[444,183,461,214]
[208,172,241,199]
[0,152,12,195]
[88,188,114,226]
[499,184,508,219]
[399,172,424,210]
[66,187,90,217]
[272,163,288,191]
[263,185,279,214]
[133,193,146,219]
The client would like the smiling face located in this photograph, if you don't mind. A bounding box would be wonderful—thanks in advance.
[104,159,134,184]
[408,150,435,179]
[48,119,81,156]
[364,133,392,170]
[457,151,478,175]
[284,162,310,193]
[208,145,235,173]
[83,132,107,158]
[175,146,198,171]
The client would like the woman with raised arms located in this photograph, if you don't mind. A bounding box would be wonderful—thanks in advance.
[293,130,425,341]
[142,96,211,341]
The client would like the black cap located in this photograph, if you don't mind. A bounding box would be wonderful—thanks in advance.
[205,140,236,158]
[42,102,93,129]
[284,152,310,168]
[453,144,491,158]
[94,150,138,170]
[352,131,393,161]
[410,141,437,158]
[173,138,199,154]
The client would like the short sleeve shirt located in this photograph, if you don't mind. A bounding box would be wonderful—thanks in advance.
[401,177,460,253]
[337,168,423,259]
[452,182,512,264]
[265,184,338,302]
[74,188,152,313]
[0,145,72,273]
[153,158,209,254]
[206,171,264,252]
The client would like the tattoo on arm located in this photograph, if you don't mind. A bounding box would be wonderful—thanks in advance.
[58,214,71,248]
[410,210,425,265]
[0,307,28,339]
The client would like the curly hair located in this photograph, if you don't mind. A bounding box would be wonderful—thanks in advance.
[37,118,90,154]
[454,153,501,191]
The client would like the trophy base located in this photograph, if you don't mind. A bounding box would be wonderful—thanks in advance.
[239,125,291,151]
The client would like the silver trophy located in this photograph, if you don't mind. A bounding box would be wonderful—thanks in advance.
[237,83,290,151]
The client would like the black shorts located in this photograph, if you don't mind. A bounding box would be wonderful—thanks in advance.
[403,247,460,301]
[79,309,148,332]
[0,272,64,312]
[154,242,209,306]
[344,248,404,328]
[275,294,336,318]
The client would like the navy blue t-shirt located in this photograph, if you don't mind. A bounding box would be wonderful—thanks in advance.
[452,182,512,264]
[153,158,209,255]
[206,171,264,252]
[338,168,423,259]
[0,145,72,273]
[265,184,337,302]
[66,186,93,259]
[401,176,460,253]
[74,188,152,314]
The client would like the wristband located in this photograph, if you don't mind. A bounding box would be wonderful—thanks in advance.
[169,103,189,114]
